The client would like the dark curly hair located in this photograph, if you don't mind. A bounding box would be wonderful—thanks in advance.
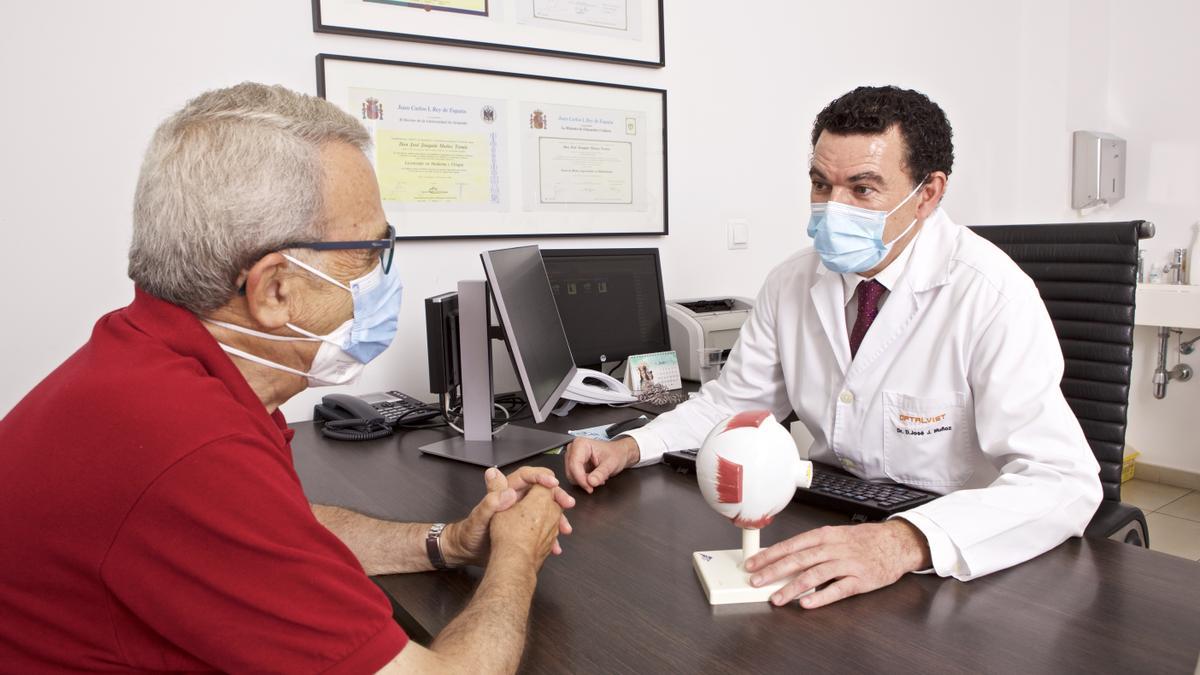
[811,86,954,187]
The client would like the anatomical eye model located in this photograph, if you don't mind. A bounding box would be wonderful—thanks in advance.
[693,410,814,605]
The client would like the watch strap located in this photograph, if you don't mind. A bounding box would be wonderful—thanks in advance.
[426,522,449,570]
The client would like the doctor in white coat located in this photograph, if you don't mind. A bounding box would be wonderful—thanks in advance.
[565,85,1102,609]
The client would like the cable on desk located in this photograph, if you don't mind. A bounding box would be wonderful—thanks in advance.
[438,391,528,436]
[602,359,626,378]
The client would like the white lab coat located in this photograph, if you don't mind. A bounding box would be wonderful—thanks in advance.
[625,209,1103,580]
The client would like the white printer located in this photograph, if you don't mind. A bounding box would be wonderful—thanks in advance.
[665,297,754,381]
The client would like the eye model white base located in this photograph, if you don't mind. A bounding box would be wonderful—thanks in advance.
[692,529,813,605]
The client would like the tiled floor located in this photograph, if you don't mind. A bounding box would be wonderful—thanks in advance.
[1121,479,1200,562]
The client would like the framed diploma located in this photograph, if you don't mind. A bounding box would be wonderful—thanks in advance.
[312,0,665,68]
[318,54,668,240]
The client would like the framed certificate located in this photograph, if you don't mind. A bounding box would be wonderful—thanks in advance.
[313,0,665,67]
[318,54,668,240]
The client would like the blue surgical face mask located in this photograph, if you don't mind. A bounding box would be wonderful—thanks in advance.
[807,179,927,274]
[208,256,403,387]
[280,254,405,363]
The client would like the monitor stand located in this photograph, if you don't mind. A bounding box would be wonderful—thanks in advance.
[419,426,570,467]
[420,279,572,467]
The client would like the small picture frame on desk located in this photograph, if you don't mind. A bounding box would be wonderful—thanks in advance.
[625,349,681,395]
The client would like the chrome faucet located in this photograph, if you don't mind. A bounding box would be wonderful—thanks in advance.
[1164,248,1187,284]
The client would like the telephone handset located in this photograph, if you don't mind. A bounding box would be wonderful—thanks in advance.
[314,393,393,442]
[314,391,441,442]
[316,394,386,425]
[563,368,637,405]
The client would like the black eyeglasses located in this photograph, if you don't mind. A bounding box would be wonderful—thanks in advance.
[277,223,396,274]
[238,224,396,296]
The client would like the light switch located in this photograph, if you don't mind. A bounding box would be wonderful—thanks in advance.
[728,219,749,249]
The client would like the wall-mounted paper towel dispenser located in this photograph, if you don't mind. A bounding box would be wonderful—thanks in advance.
[1072,130,1126,209]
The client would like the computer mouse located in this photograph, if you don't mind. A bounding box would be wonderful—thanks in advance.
[605,416,650,437]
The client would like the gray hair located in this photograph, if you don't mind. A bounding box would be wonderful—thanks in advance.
[128,82,371,313]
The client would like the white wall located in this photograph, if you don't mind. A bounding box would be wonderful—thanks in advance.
[1,1,1196,471]
[1102,0,1200,472]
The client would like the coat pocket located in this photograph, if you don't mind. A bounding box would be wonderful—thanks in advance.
[882,391,973,488]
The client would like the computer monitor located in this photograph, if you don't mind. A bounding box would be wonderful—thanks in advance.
[484,246,579,422]
[424,291,461,398]
[540,248,671,368]
[419,245,576,467]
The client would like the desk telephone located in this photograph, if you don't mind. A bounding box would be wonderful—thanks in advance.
[564,368,636,405]
[314,391,440,441]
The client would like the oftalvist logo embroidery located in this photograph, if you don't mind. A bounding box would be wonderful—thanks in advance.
[896,411,952,437]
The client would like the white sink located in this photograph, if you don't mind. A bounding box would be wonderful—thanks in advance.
[1135,284,1200,329]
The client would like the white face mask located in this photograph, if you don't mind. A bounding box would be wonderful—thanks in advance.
[207,319,365,388]
[206,254,403,388]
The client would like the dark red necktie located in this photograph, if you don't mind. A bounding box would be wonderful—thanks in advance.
[849,279,886,358]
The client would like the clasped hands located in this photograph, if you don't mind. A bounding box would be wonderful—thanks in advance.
[443,466,576,568]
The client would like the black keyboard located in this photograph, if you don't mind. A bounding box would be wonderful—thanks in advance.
[661,449,937,520]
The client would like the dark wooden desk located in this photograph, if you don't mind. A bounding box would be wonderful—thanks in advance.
[291,407,1200,674]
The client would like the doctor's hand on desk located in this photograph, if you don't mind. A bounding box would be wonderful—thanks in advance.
[744,520,932,609]
[444,466,575,567]
[564,436,641,493]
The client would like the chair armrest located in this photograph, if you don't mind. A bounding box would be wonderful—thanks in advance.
[1085,500,1150,547]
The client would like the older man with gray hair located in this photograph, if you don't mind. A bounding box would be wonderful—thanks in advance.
[0,83,572,673]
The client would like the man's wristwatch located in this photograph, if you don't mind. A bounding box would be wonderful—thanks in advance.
[426,522,450,570]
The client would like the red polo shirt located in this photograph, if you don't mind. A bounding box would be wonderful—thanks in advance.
[0,289,407,672]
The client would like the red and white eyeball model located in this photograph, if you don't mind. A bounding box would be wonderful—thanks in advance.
[697,410,814,529]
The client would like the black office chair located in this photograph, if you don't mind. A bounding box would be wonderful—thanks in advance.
[969,221,1154,548]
